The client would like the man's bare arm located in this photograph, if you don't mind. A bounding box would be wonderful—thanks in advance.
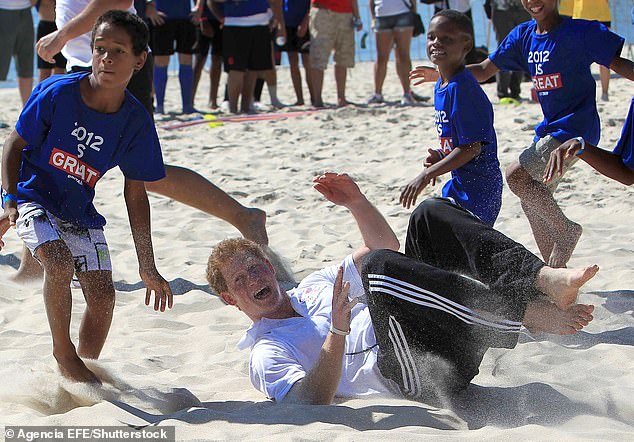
[37,0,133,63]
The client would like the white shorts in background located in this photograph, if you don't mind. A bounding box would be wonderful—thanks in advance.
[15,202,112,273]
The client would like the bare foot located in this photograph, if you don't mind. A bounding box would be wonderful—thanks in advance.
[293,100,305,106]
[523,300,594,335]
[55,352,101,384]
[535,264,599,309]
[548,221,582,268]
[337,99,352,107]
[236,208,268,246]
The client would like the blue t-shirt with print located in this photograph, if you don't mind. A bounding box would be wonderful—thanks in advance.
[284,0,310,27]
[614,97,634,169]
[433,68,503,226]
[15,72,166,229]
[224,0,270,18]
[489,17,624,145]
[155,0,193,20]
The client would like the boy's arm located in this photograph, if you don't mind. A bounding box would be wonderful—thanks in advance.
[313,173,400,271]
[400,142,482,209]
[410,59,500,86]
[544,138,634,186]
[267,0,286,40]
[609,56,634,81]
[36,0,134,63]
[123,178,173,312]
[351,0,362,29]
[466,58,500,83]
[0,131,27,249]
[207,0,224,23]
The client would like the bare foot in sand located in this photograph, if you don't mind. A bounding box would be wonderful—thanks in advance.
[236,208,268,246]
[535,264,599,309]
[523,300,594,335]
[55,352,101,384]
[548,221,582,268]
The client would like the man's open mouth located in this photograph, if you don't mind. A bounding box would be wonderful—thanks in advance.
[254,287,271,300]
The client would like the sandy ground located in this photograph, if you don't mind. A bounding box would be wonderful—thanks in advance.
[0,61,633,440]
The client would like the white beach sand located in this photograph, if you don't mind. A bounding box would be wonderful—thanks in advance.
[0,61,633,440]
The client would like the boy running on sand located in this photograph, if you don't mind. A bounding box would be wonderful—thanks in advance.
[0,10,172,383]
[400,10,503,226]
[411,0,634,266]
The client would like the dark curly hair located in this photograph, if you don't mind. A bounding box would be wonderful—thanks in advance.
[91,9,149,56]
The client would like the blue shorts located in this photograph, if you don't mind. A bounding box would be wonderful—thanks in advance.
[373,11,414,33]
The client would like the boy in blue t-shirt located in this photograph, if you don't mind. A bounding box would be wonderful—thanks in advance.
[400,10,503,226]
[544,97,634,186]
[411,0,634,267]
[0,11,172,384]
[280,0,312,105]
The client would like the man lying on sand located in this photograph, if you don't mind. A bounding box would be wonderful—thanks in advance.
[206,173,598,405]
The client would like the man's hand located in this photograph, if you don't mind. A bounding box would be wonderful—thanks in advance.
[200,19,214,37]
[36,30,66,64]
[146,2,166,26]
[0,204,18,251]
[331,266,357,333]
[543,138,582,184]
[409,65,439,86]
[399,171,433,209]
[313,172,364,208]
[140,266,173,312]
[297,19,308,37]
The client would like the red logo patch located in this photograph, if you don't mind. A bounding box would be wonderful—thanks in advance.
[532,73,562,91]
[48,148,100,188]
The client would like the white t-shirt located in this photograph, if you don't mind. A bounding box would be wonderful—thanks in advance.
[0,0,31,10]
[56,0,136,69]
[237,254,396,402]
[434,0,471,13]
[373,0,410,19]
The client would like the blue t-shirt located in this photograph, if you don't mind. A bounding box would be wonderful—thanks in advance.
[284,0,310,27]
[614,98,634,169]
[224,0,270,18]
[155,0,193,20]
[434,68,503,226]
[15,72,166,229]
[489,18,624,145]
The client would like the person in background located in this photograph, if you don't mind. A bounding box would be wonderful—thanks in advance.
[0,0,35,105]
[484,0,530,104]
[148,0,199,114]
[368,0,416,105]
[192,0,224,109]
[35,0,68,82]
[278,0,312,106]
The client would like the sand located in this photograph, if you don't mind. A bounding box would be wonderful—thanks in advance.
[0,61,633,440]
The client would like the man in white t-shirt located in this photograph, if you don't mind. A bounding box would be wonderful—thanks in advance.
[206,173,599,405]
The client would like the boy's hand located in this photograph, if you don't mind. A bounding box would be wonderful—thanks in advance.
[543,138,581,184]
[400,171,433,209]
[36,30,66,64]
[313,172,364,208]
[409,65,439,86]
[0,204,18,251]
[140,267,173,312]
[146,3,166,26]
[423,148,443,167]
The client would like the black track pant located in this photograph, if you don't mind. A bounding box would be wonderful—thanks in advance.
[361,198,545,400]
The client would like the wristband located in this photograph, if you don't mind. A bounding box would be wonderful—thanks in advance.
[329,324,350,336]
[1,191,17,209]
[574,136,585,156]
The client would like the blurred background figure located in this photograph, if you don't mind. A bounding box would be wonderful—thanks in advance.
[35,0,67,82]
[192,0,224,110]
[0,0,35,105]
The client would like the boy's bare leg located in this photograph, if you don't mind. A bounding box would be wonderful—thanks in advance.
[209,54,222,109]
[523,299,594,335]
[37,241,99,383]
[534,264,599,309]
[301,53,314,105]
[76,271,115,359]
[521,201,555,262]
[144,165,268,245]
[506,161,582,268]
[227,70,244,113]
[241,70,257,113]
[12,244,44,281]
[310,67,325,107]
[334,64,348,107]
[288,51,304,105]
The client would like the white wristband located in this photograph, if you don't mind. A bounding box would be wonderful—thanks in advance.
[574,136,585,156]
[329,324,350,336]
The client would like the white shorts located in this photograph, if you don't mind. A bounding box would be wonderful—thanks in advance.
[16,202,112,273]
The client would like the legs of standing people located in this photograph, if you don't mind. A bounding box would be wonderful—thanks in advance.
[372,31,393,100]
[153,55,170,114]
[310,67,325,107]
[301,52,314,105]
[334,64,349,106]
[178,52,195,113]
[393,28,413,100]
[288,51,305,105]
[209,54,223,109]
[599,65,610,101]
[192,43,209,106]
